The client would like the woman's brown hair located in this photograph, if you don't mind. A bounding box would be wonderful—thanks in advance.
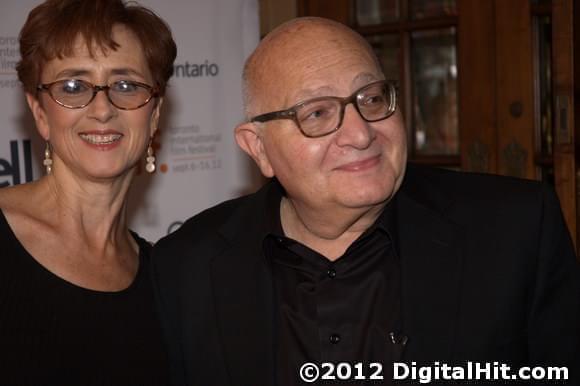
[17,0,177,96]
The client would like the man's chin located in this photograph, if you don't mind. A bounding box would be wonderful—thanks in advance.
[338,186,397,210]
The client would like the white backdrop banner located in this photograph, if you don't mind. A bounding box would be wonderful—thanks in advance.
[0,0,260,242]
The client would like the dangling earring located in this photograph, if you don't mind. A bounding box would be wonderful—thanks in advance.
[43,141,53,174]
[145,138,156,173]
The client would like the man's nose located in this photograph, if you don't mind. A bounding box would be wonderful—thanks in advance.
[335,103,375,149]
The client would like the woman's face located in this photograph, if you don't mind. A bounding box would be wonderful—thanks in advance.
[28,24,161,182]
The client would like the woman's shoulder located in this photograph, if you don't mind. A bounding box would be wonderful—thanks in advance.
[0,185,40,257]
[1,180,48,215]
[0,182,58,255]
[0,184,34,231]
[0,183,22,208]
[0,181,41,214]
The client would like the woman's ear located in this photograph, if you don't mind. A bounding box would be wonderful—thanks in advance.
[150,97,163,138]
[234,122,274,178]
[26,92,50,140]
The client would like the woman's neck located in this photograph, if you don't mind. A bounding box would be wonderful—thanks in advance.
[37,167,136,250]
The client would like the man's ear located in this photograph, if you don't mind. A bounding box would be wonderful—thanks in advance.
[26,93,50,140]
[234,122,274,178]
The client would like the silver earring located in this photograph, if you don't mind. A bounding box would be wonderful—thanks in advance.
[43,142,53,174]
[145,139,156,173]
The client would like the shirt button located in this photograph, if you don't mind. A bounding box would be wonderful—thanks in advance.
[329,333,341,344]
[327,268,337,279]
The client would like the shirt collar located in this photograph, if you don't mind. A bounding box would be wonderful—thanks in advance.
[262,178,399,257]
[264,178,286,237]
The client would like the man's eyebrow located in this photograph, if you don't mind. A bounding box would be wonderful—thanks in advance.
[285,73,381,106]
[291,86,336,103]
[352,72,381,87]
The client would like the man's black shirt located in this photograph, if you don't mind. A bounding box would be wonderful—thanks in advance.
[262,181,403,385]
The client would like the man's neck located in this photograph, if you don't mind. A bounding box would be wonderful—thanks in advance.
[279,196,385,261]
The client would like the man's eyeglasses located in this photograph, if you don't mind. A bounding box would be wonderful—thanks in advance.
[249,80,397,138]
[37,79,158,110]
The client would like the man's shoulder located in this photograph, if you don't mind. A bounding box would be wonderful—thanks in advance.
[400,164,555,227]
[403,164,546,203]
[154,182,270,252]
[180,194,250,232]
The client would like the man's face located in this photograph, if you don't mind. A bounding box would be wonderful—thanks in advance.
[250,25,407,214]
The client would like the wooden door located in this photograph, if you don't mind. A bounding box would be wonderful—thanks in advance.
[297,0,579,253]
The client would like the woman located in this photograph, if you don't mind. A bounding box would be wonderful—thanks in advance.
[0,0,176,384]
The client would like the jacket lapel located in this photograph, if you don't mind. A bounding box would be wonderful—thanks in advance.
[396,168,464,363]
[210,184,276,385]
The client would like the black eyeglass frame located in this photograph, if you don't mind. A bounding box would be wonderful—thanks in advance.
[36,79,159,110]
[249,80,398,138]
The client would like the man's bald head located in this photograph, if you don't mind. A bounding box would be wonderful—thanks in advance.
[242,17,382,119]
[234,17,407,235]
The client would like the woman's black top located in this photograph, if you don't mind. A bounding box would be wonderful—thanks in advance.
[0,210,169,386]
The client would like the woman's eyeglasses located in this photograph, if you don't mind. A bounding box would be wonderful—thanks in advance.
[37,79,158,110]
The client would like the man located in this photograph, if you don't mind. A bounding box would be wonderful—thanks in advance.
[152,17,579,385]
